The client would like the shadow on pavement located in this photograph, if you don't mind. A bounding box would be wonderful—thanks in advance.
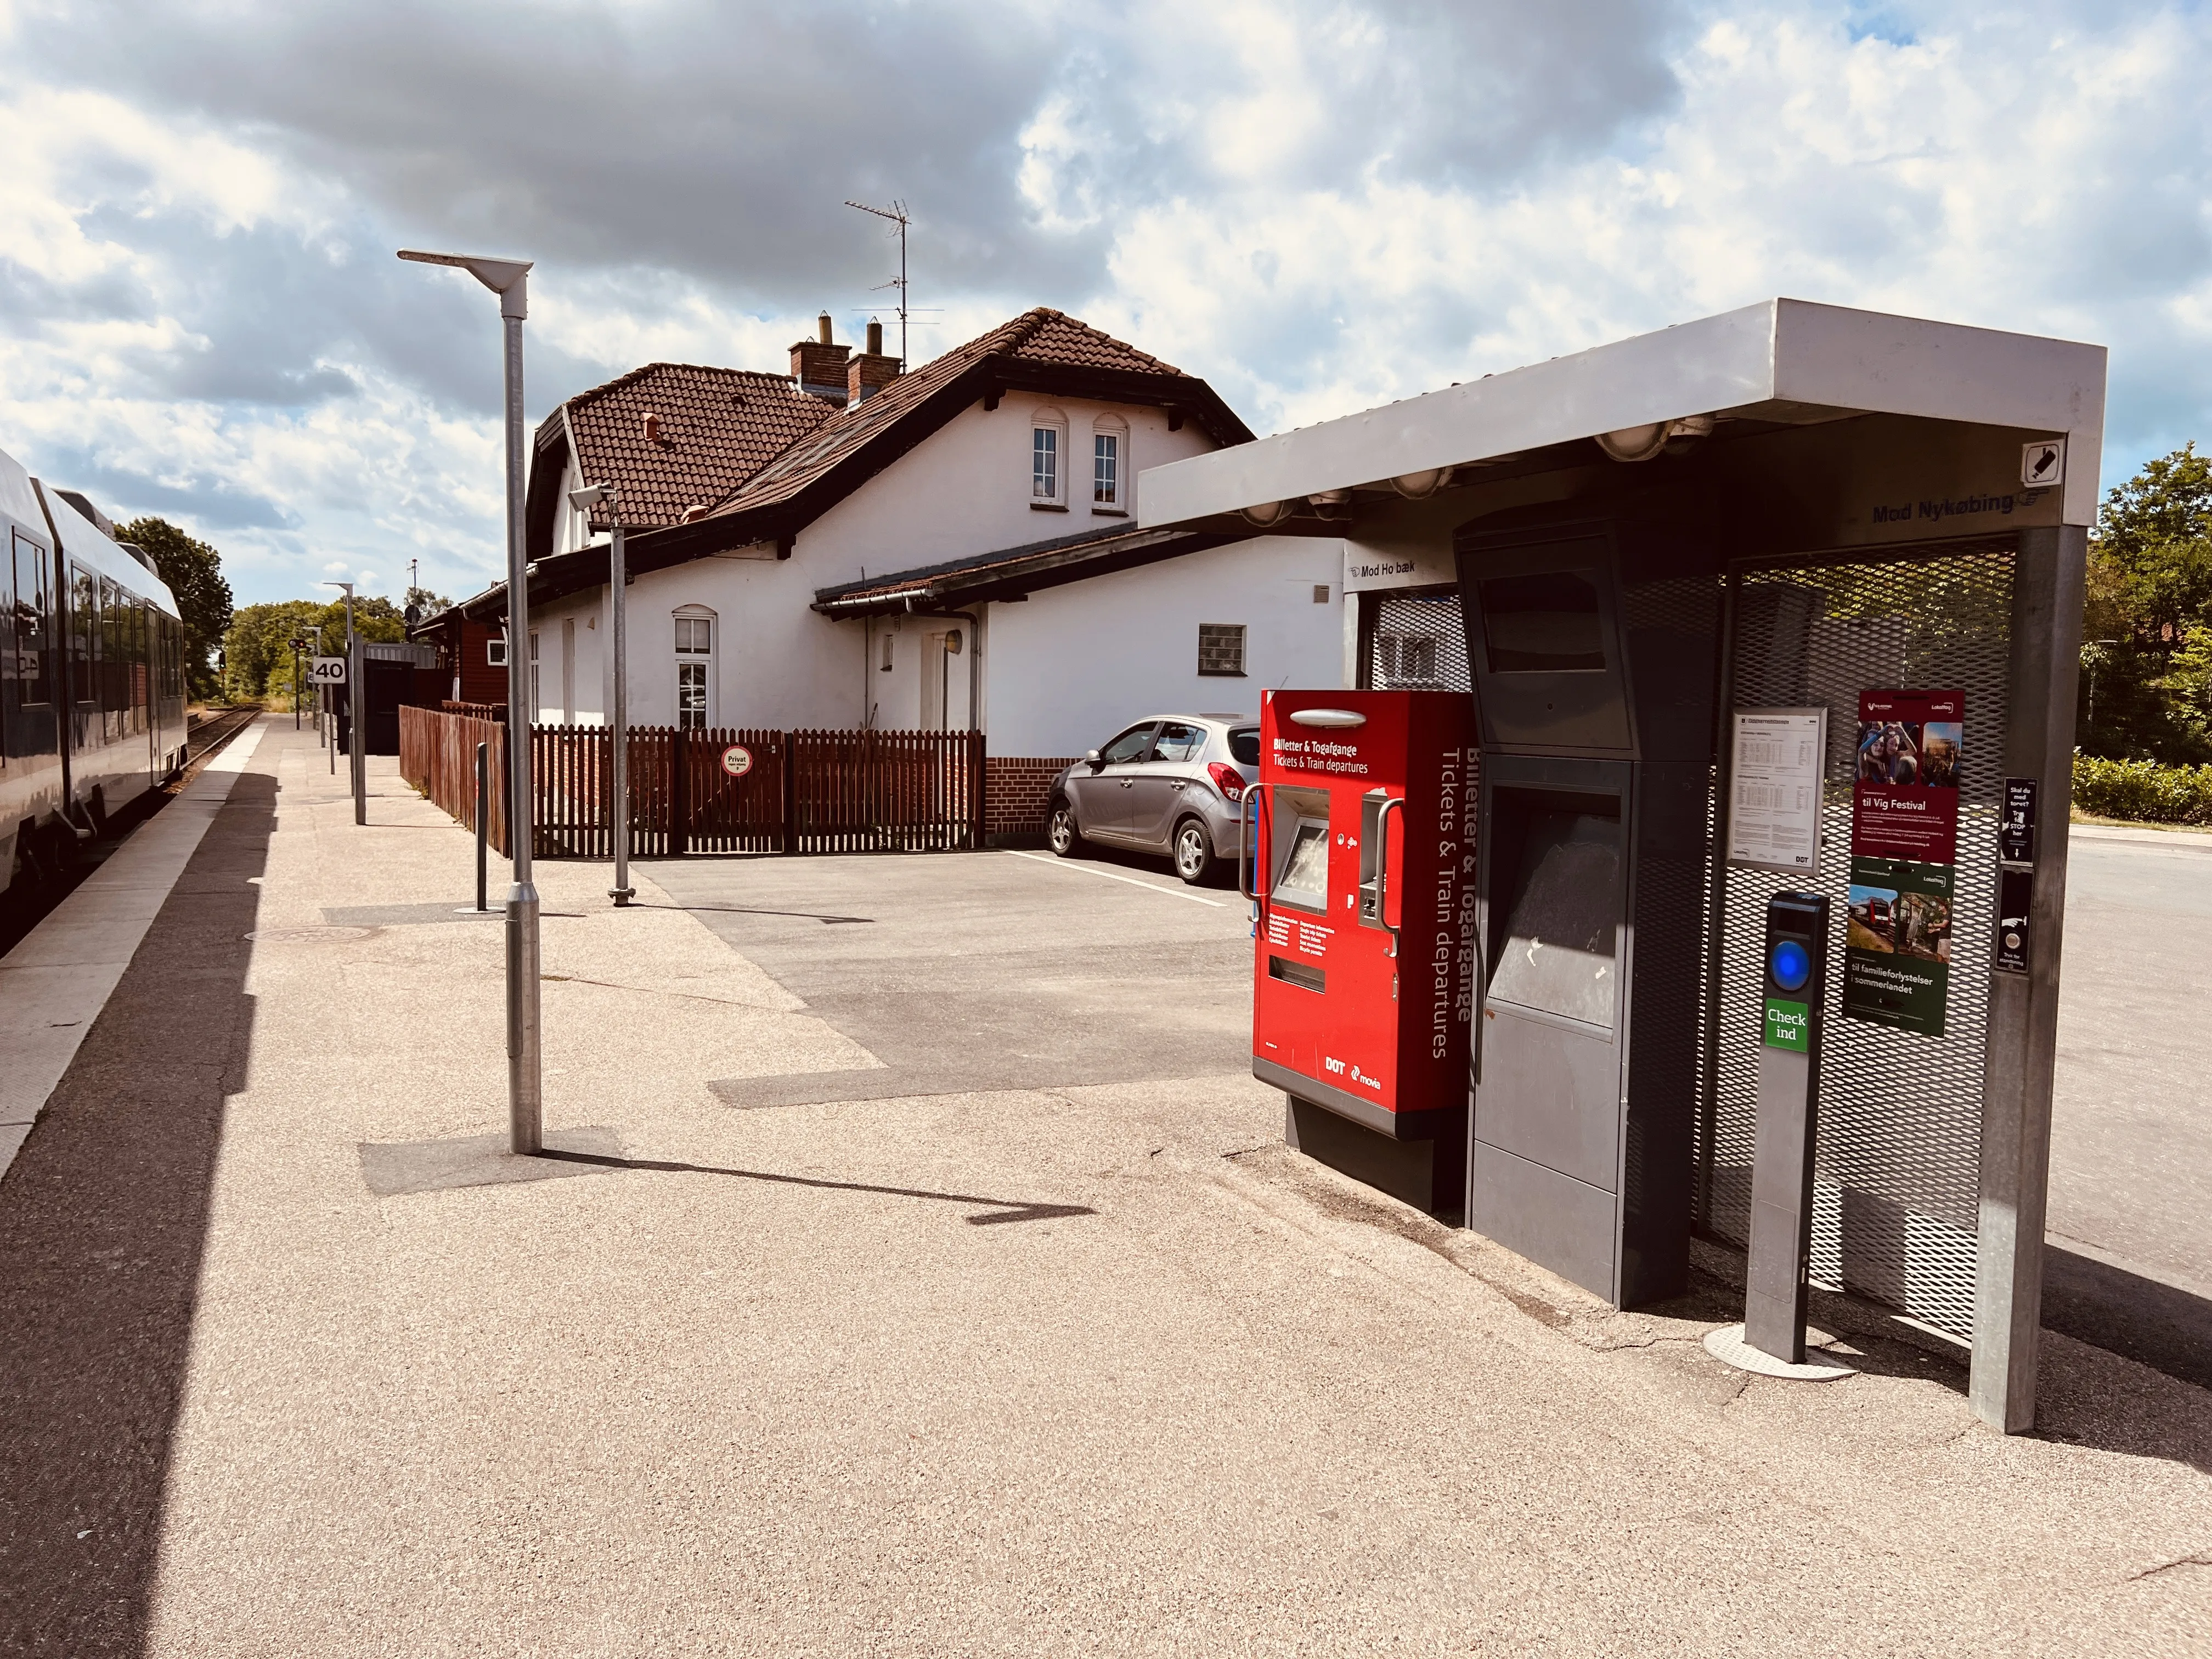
[2042,1245,2212,1393]
[0,770,274,1656]
[535,1148,1094,1226]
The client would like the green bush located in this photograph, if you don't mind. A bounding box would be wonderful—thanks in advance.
[2073,752,2212,825]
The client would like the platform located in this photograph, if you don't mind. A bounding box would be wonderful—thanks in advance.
[2,719,2209,1654]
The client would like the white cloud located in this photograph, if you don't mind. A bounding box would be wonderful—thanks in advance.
[0,0,2207,607]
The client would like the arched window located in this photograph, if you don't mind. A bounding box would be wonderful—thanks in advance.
[1091,413,1129,511]
[1030,405,1068,507]
[674,605,716,730]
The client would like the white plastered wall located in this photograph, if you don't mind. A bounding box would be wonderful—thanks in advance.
[979,534,1346,757]
[800,393,1218,579]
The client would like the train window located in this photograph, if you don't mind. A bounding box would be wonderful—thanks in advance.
[14,533,48,707]
[70,565,95,706]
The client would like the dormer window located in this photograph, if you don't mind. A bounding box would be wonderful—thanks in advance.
[1030,408,1068,509]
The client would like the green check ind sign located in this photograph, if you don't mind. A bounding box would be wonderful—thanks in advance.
[1763,998,1810,1052]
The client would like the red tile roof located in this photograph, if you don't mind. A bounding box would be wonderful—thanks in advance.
[702,308,1195,522]
[563,363,832,531]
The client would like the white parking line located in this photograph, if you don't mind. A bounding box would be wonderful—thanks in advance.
[1002,849,1229,907]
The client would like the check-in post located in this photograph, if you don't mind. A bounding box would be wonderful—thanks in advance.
[1747,893,1830,1363]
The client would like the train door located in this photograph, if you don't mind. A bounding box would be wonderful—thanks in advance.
[100,577,122,746]
[67,563,95,757]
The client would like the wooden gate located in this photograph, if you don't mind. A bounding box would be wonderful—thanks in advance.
[488,719,981,857]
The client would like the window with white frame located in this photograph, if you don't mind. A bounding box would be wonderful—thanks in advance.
[1032,426,1058,500]
[1030,408,1066,506]
[674,609,714,730]
[1092,417,1125,509]
[528,630,540,716]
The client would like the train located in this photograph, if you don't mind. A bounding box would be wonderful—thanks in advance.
[1,443,189,898]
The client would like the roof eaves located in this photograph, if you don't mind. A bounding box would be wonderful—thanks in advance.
[810,524,1240,617]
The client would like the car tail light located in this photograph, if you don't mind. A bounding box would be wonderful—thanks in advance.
[1207,762,1246,801]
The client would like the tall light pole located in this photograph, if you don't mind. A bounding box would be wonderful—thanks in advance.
[399,246,541,1155]
[323,580,364,824]
[568,482,633,906]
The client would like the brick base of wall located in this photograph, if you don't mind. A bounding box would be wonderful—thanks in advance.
[985,755,1081,843]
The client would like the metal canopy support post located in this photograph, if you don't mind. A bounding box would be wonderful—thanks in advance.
[1970,523,2087,1433]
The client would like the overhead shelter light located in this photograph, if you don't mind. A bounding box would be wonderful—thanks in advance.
[1389,466,1454,499]
[1595,413,1718,464]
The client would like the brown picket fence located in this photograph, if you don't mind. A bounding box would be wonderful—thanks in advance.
[400,704,509,855]
[437,716,985,858]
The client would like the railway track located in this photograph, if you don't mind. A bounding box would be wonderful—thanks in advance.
[176,704,263,780]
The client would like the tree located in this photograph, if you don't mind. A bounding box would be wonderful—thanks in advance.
[2079,445,2212,761]
[221,595,408,702]
[116,516,233,698]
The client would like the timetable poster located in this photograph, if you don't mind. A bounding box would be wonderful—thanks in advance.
[1842,689,1963,1037]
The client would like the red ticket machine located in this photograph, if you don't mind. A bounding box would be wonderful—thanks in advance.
[1248,688,1480,1215]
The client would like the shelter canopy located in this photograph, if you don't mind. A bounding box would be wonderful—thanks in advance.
[1137,300,2107,537]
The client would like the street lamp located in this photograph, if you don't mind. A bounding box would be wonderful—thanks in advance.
[568,482,634,907]
[322,580,365,824]
[399,246,542,1156]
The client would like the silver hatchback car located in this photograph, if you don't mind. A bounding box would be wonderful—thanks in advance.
[1046,714,1260,884]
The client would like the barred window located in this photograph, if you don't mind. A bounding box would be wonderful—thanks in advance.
[1198,623,1246,677]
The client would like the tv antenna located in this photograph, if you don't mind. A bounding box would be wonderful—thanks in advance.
[843,198,910,370]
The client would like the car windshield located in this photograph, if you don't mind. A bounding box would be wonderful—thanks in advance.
[1229,728,1260,766]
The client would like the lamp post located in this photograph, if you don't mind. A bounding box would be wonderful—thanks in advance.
[323,580,364,824]
[568,482,633,906]
[399,246,541,1155]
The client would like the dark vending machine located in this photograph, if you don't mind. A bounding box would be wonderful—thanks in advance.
[1250,689,1480,1215]
[1455,518,1718,1307]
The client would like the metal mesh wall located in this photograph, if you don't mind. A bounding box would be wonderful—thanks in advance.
[1369,591,1472,693]
[1697,538,2015,1340]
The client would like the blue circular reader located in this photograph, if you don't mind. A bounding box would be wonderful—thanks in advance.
[1770,939,1812,992]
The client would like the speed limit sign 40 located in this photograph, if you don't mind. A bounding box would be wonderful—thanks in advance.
[720,744,753,778]
[309,657,348,685]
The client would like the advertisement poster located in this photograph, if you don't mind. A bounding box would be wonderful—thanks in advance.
[1842,690,1962,1036]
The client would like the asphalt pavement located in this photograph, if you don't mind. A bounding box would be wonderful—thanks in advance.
[2047,824,2212,1387]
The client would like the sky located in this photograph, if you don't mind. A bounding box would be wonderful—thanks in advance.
[2,0,2209,606]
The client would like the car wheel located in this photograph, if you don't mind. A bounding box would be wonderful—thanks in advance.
[1047,797,1083,857]
[1173,817,1218,885]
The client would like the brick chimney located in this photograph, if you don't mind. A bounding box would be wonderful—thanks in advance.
[846,317,901,405]
[790,310,850,404]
